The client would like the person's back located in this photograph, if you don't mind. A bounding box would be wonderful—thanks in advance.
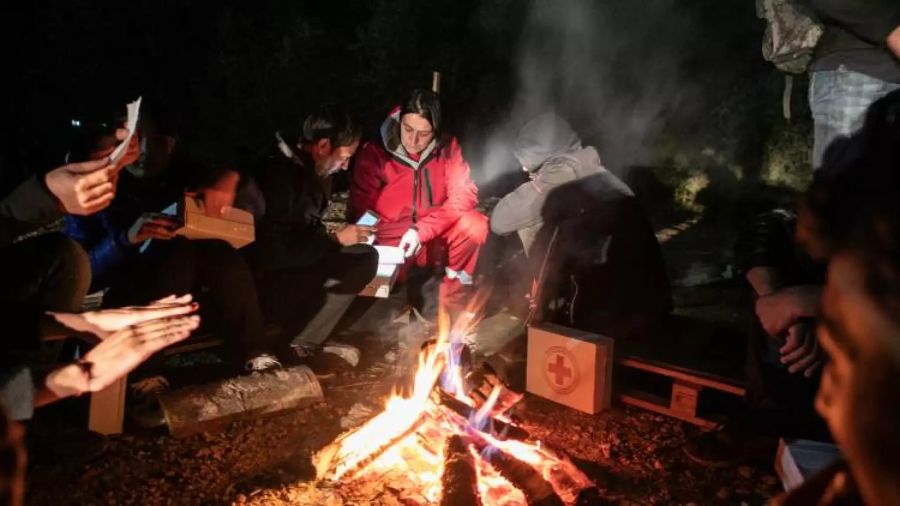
[491,113,671,338]
[532,162,672,339]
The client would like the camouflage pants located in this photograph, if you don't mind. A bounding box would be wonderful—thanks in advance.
[809,66,900,170]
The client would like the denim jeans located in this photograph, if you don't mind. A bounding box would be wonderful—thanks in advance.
[809,67,900,170]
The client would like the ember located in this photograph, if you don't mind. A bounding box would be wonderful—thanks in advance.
[313,297,598,505]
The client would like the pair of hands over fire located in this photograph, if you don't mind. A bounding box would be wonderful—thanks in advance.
[44,295,200,398]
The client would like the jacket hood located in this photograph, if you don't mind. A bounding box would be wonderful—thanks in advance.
[512,112,582,171]
[379,107,437,170]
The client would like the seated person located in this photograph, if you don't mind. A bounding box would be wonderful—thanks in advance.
[683,209,829,467]
[491,112,671,339]
[63,105,280,372]
[2,295,199,506]
[1,122,124,317]
[243,105,377,361]
[350,89,488,315]
[775,91,900,505]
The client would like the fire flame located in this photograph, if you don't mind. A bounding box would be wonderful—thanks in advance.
[312,294,594,505]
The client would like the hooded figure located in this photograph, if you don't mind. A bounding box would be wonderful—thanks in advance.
[492,113,671,339]
[350,90,488,313]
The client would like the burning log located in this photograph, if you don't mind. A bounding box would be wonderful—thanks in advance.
[439,435,481,506]
[314,413,428,481]
[466,368,524,419]
[432,388,530,441]
[312,304,599,505]
[487,449,564,506]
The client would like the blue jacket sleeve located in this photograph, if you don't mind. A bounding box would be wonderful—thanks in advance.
[64,213,134,289]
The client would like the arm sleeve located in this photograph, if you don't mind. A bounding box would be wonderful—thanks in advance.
[809,0,900,44]
[414,139,479,243]
[348,143,385,223]
[255,166,339,270]
[734,209,798,275]
[0,175,62,245]
[490,161,577,235]
[63,194,142,288]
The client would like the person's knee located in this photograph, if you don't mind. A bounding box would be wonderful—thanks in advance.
[32,233,91,311]
[455,210,489,246]
[338,244,379,291]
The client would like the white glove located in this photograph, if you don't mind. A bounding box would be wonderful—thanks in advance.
[398,228,422,258]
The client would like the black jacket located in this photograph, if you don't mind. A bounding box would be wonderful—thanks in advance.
[805,0,900,82]
[245,151,339,272]
[0,175,61,246]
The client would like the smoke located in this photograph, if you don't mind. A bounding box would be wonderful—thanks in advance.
[467,0,703,189]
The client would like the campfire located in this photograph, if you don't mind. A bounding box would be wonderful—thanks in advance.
[313,300,599,505]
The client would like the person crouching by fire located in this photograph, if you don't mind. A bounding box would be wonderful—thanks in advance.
[241,105,378,365]
[490,112,671,340]
[349,89,488,316]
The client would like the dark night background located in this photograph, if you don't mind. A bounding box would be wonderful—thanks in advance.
[0,0,801,206]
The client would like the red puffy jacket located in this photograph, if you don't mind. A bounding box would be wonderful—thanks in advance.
[349,108,479,243]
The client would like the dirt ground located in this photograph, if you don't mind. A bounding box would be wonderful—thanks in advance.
[25,327,782,506]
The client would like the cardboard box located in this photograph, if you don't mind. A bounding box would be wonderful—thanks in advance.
[176,196,255,249]
[775,438,842,491]
[526,323,614,414]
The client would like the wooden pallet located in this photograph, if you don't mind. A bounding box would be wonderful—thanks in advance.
[618,355,746,429]
[614,313,748,429]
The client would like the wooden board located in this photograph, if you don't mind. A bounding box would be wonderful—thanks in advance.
[617,356,746,428]
[613,313,749,427]
[88,377,127,435]
[618,356,746,396]
[618,388,718,429]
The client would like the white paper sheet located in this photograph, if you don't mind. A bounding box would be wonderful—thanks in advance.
[109,96,142,163]
[374,245,405,265]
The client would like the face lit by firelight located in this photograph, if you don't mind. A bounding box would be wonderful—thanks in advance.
[816,249,900,504]
[400,113,434,156]
[312,138,360,177]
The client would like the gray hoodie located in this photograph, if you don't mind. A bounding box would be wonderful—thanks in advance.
[491,113,631,235]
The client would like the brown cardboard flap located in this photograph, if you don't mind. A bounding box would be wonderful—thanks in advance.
[176,196,255,249]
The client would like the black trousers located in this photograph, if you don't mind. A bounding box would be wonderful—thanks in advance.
[0,234,91,420]
[104,237,274,359]
[255,244,378,349]
[744,303,830,440]
[0,233,91,314]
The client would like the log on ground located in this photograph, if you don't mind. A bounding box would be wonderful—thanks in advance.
[158,366,323,438]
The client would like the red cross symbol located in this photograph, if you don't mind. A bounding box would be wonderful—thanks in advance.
[547,354,573,386]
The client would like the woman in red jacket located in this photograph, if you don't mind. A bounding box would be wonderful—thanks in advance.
[350,89,487,313]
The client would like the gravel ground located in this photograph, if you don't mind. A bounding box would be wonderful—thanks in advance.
[26,333,781,506]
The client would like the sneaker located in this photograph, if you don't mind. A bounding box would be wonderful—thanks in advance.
[130,375,170,398]
[291,344,317,360]
[245,353,282,372]
[129,375,170,429]
[322,342,361,367]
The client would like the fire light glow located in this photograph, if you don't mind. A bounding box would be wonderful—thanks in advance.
[312,294,595,505]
